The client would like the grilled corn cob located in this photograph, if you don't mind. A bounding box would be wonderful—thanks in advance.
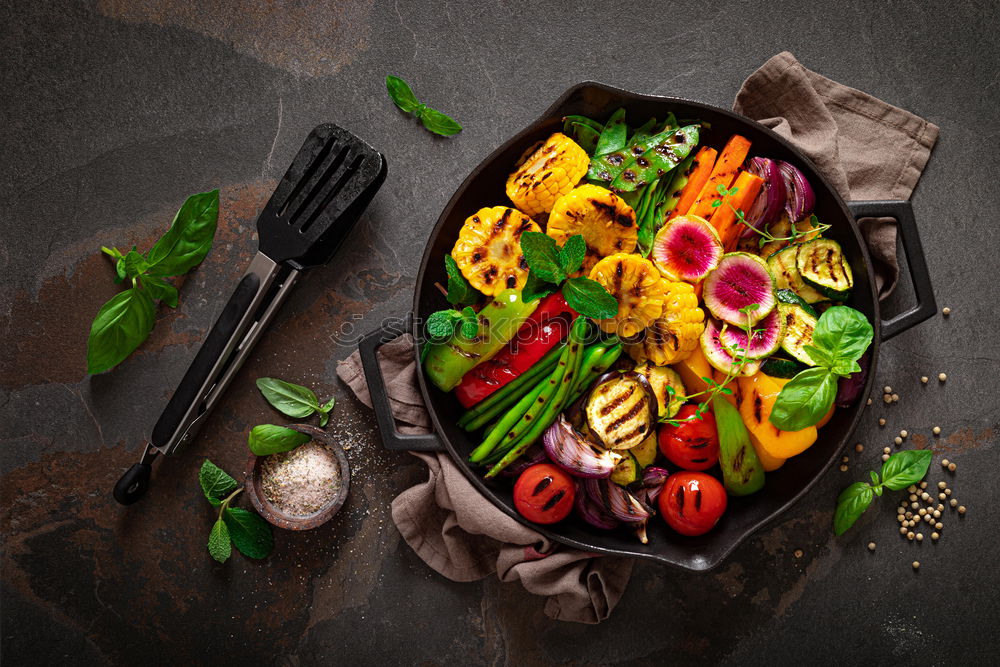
[451,206,540,295]
[588,253,664,338]
[505,133,589,218]
[547,184,638,274]
[626,280,705,366]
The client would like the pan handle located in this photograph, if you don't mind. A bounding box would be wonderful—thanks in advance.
[357,315,444,452]
[848,200,937,340]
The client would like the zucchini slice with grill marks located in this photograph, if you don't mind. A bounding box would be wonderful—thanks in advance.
[775,288,818,317]
[767,244,825,304]
[778,302,818,366]
[760,355,808,379]
[796,238,853,301]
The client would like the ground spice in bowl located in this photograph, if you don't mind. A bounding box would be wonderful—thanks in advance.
[260,441,343,516]
[246,424,350,530]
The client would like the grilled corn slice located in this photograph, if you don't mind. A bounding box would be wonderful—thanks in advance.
[506,133,589,218]
[588,253,664,337]
[451,206,540,296]
[626,281,705,366]
[547,184,638,274]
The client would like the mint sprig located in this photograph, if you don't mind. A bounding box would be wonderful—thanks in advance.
[385,75,462,137]
[425,306,478,343]
[200,459,274,563]
[834,450,933,535]
[518,231,618,319]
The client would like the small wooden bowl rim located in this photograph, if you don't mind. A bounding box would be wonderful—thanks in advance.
[244,424,351,531]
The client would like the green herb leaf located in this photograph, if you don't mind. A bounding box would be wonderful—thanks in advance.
[318,396,335,428]
[459,306,478,339]
[557,235,587,275]
[247,424,311,456]
[144,190,220,277]
[443,255,476,305]
[142,276,179,308]
[833,482,873,535]
[769,367,838,431]
[802,344,837,368]
[426,309,462,341]
[561,277,618,319]
[385,75,420,112]
[880,450,933,491]
[86,287,156,374]
[811,306,874,364]
[199,459,238,506]
[223,507,274,559]
[419,107,463,136]
[207,518,232,563]
[519,232,565,284]
[869,470,880,487]
[831,359,862,378]
[521,271,556,303]
[255,378,320,419]
[121,248,148,278]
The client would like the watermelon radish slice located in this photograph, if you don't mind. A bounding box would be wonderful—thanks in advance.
[703,253,776,326]
[651,215,723,282]
[700,318,761,377]
[718,307,785,359]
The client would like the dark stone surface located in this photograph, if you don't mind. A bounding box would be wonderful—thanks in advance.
[2,0,998,664]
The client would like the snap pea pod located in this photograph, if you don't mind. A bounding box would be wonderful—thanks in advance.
[485,318,588,478]
[562,114,604,134]
[590,123,685,184]
[480,343,608,467]
[609,125,700,193]
[593,108,627,157]
[458,341,566,431]
[468,343,571,464]
[565,123,601,155]
[655,152,696,221]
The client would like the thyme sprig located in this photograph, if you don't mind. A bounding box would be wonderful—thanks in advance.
[711,183,830,248]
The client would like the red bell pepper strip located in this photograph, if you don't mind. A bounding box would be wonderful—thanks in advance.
[454,293,577,407]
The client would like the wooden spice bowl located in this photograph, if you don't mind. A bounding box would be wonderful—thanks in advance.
[245,424,350,531]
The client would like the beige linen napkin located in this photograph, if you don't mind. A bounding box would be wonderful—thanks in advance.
[337,51,938,624]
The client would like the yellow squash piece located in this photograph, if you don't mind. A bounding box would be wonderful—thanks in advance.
[451,206,540,296]
[626,280,705,365]
[547,184,638,274]
[632,432,659,467]
[633,361,685,418]
[589,254,665,338]
[506,133,589,218]
[737,372,817,459]
[672,345,714,397]
[747,430,786,471]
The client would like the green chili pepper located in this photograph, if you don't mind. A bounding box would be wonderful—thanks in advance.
[423,289,537,391]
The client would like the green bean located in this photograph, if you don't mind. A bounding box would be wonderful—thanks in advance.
[457,342,565,431]
[486,318,588,477]
[467,344,570,464]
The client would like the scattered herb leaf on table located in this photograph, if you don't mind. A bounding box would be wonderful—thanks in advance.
[385,75,462,136]
[199,459,273,563]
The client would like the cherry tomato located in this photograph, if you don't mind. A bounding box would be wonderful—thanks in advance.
[658,472,727,536]
[658,404,720,471]
[513,463,575,524]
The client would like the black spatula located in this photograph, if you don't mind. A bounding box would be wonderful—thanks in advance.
[113,124,386,504]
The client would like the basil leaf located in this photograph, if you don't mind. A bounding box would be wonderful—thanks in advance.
[880,450,933,491]
[143,276,178,308]
[318,397,335,428]
[207,518,232,563]
[831,359,862,378]
[419,107,462,136]
[86,287,156,374]
[811,306,873,363]
[145,190,220,277]
[223,507,274,559]
[426,309,461,341]
[121,248,147,278]
[558,234,586,275]
[802,344,836,369]
[519,231,565,283]
[444,255,476,305]
[594,108,627,155]
[255,378,319,419]
[247,424,311,456]
[521,271,556,304]
[385,75,419,112]
[833,482,873,535]
[199,459,238,505]
[561,277,618,319]
[769,367,838,431]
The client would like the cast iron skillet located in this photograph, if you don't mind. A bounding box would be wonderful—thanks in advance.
[359,82,936,571]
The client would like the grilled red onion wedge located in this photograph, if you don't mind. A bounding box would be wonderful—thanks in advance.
[542,415,620,479]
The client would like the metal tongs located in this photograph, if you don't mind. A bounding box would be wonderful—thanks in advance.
[113,124,386,504]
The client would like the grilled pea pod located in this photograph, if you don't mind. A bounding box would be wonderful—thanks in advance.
[485,317,588,477]
[609,125,700,193]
